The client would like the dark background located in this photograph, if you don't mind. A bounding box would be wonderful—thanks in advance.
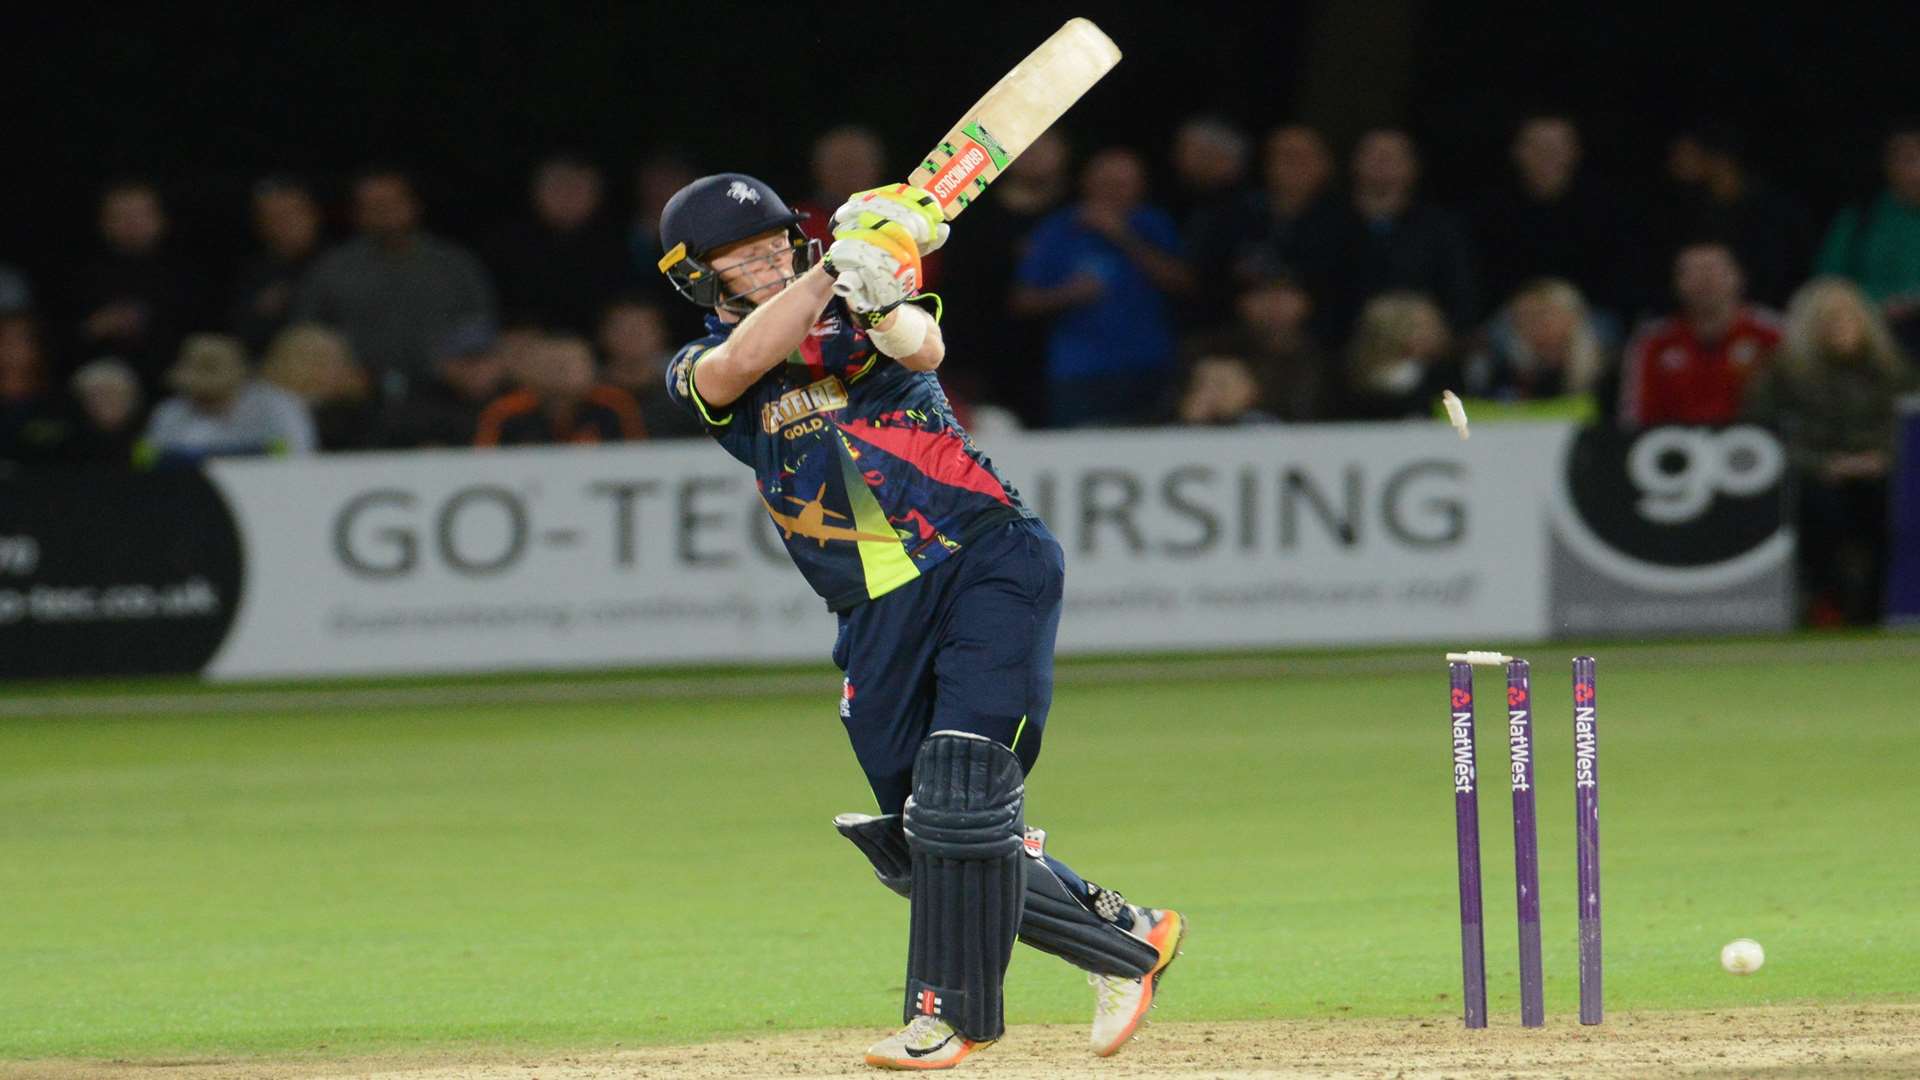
[6,1,1917,288]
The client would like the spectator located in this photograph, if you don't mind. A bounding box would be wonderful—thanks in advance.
[1190,125,1345,334]
[0,313,72,466]
[1473,115,1626,316]
[1342,291,1460,420]
[474,334,643,446]
[1336,129,1479,344]
[65,358,144,467]
[229,176,324,353]
[382,319,509,448]
[496,315,550,388]
[292,168,495,399]
[1164,116,1250,329]
[484,154,635,337]
[1815,122,1920,354]
[1464,278,1611,412]
[631,151,699,268]
[1231,267,1330,421]
[598,297,700,438]
[141,333,315,463]
[73,180,205,395]
[1619,242,1781,427]
[794,126,888,248]
[1177,333,1277,426]
[1744,278,1918,626]
[260,324,376,451]
[936,130,1071,427]
[1652,123,1813,310]
[1012,147,1191,427]
[993,132,1074,243]
[1170,116,1251,221]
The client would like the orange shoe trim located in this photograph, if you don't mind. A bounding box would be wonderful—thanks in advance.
[1094,910,1187,1058]
[864,1037,990,1071]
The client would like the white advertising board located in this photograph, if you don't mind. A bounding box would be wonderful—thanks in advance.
[205,424,1563,678]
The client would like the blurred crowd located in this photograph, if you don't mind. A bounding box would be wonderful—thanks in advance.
[3,115,1917,622]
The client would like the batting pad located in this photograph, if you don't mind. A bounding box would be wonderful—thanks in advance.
[1018,854,1159,978]
[901,731,1026,1041]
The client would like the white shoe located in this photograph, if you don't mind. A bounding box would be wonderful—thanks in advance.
[1089,906,1186,1057]
[863,1014,989,1070]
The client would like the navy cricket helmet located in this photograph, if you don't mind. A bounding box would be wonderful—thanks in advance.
[656,173,816,312]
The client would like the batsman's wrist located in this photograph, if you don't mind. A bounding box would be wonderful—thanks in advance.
[866,303,930,357]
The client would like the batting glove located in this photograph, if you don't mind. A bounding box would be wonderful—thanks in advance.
[831,184,950,255]
[823,221,923,317]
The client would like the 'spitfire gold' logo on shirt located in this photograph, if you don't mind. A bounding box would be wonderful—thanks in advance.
[762,376,848,434]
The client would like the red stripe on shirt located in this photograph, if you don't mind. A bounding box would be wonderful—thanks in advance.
[838,421,1012,504]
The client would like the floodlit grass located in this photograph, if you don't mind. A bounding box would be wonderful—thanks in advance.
[2,637,1915,1057]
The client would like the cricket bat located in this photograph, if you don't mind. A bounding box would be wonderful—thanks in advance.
[910,18,1121,219]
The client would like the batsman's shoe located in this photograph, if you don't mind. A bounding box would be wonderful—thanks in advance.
[863,1015,990,1071]
[1089,906,1186,1057]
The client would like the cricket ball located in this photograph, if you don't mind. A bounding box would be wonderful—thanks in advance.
[1720,938,1765,975]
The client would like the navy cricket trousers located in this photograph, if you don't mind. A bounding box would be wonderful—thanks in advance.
[832,517,1064,816]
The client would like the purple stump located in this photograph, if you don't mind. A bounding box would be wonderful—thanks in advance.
[1449,661,1487,1029]
[1572,656,1603,1025]
[1506,660,1545,1027]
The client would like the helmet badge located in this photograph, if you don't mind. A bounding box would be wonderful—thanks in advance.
[726,181,761,205]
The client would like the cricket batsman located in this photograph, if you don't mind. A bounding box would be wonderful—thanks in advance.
[657,172,1185,1070]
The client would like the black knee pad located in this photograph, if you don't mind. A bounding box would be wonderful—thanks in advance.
[901,731,1025,1041]
[833,812,912,898]
[834,814,1157,977]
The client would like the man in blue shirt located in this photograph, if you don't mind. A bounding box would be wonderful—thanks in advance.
[1012,149,1192,427]
[659,173,1184,1070]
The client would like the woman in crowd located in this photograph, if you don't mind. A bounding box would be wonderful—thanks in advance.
[261,324,376,451]
[1744,278,1917,625]
[1342,291,1460,419]
[1463,278,1615,420]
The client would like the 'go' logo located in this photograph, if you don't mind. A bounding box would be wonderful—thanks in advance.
[1627,426,1784,524]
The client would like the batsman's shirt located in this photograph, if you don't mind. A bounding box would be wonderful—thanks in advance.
[666,300,1034,610]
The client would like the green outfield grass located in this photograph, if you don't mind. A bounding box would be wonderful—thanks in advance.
[2,636,1916,1059]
